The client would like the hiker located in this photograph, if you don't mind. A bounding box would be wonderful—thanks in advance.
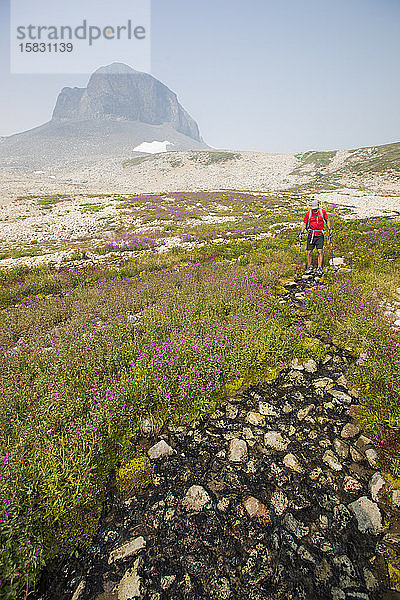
[299,198,331,276]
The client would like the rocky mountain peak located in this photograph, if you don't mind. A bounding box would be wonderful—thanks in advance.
[51,63,202,142]
[93,62,139,75]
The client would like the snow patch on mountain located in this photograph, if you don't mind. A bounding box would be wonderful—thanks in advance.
[133,141,172,154]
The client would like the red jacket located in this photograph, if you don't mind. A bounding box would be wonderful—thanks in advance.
[303,209,328,237]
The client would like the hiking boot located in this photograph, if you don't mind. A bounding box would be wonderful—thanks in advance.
[315,267,323,276]
[304,266,313,275]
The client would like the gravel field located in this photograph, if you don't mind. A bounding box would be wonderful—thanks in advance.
[0,150,399,269]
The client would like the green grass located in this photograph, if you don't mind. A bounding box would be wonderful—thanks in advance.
[296,150,336,167]
[0,242,64,262]
[187,151,242,165]
[0,251,325,597]
[346,142,400,176]
[0,248,43,260]
[81,203,105,213]
[121,155,153,168]
[122,151,242,170]
[293,142,400,180]
[36,196,68,209]
[168,158,184,167]
[0,195,399,598]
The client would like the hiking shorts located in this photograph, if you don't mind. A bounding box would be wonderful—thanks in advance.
[306,233,324,250]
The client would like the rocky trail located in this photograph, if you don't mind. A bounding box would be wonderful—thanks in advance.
[33,273,399,600]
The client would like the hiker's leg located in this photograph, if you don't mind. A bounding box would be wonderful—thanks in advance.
[306,235,314,268]
[317,248,323,267]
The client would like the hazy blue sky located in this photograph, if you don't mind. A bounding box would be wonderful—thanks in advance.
[0,0,399,153]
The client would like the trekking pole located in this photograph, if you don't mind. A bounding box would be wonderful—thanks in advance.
[295,232,303,278]
[329,229,334,271]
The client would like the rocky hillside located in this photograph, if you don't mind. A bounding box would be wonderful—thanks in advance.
[102,144,399,214]
[292,142,400,182]
[52,63,202,142]
[0,64,209,170]
[119,142,400,190]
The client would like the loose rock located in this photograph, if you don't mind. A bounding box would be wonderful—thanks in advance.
[147,440,174,460]
[283,453,304,473]
[225,404,238,420]
[283,512,310,538]
[243,496,271,524]
[369,472,385,502]
[264,431,289,451]
[297,403,315,421]
[343,476,363,494]
[341,423,361,438]
[258,401,279,417]
[392,489,400,508]
[245,411,266,426]
[348,496,383,534]
[333,438,349,459]
[365,448,378,467]
[108,536,146,564]
[182,485,212,512]
[71,581,85,600]
[289,358,304,370]
[270,490,289,515]
[313,377,333,388]
[303,359,317,373]
[161,575,176,590]
[117,558,142,600]
[227,438,248,462]
[322,450,343,471]
[328,389,353,404]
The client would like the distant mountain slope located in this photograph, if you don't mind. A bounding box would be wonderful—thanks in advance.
[294,142,400,179]
[0,143,399,203]
[0,121,209,170]
[111,143,400,196]
[0,63,209,170]
[340,142,400,176]
[52,63,202,142]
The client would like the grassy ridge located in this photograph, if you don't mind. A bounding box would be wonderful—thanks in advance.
[347,142,400,176]
[295,141,400,177]
[0,198,399,597]
[121,151,242,170]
